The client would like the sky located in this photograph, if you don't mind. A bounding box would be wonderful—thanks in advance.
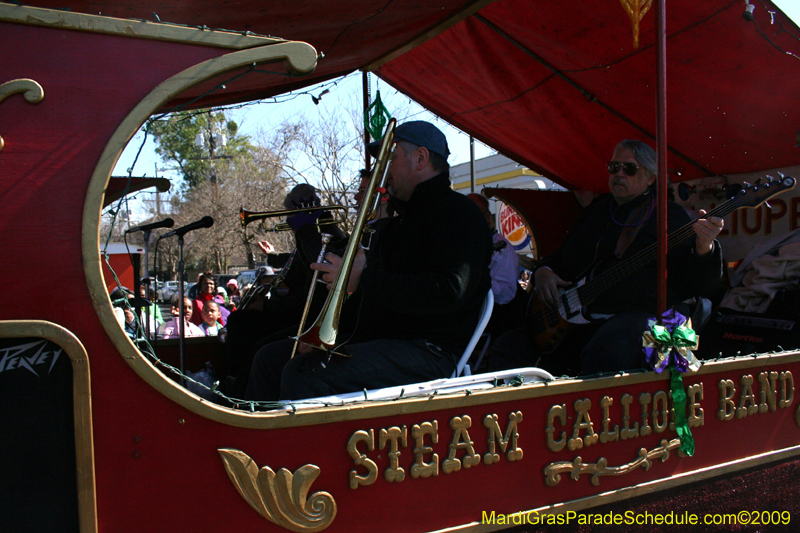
[114,1,800,219]
[773,0,800,23]
[113,72,495,220]
[113,74,494,201]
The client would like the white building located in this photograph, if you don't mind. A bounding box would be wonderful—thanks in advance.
[450,153,565,261]
[449,153,565,195]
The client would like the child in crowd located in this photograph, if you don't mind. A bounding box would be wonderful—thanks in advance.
[158,296,204,339]
[200,300,223,336]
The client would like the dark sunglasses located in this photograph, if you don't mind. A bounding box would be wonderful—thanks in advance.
[607,161,642,177]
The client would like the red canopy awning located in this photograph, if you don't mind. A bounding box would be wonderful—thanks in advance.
[376,0,800,190]
[21,0,800,192]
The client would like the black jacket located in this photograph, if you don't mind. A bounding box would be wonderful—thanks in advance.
[539,192,722,316]
[351,173,494,354]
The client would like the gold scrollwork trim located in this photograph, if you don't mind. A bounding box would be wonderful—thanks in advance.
[544,438,682,487]
[0,78,44,152]
[218,449,337,532]
[0,4,282,50]
[0,78,44,104]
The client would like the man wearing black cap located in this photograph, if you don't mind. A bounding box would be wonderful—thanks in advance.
[246,121,493,402]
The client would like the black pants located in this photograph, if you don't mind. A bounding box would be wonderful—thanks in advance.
[245,338,457,402]
[486,311,654,377]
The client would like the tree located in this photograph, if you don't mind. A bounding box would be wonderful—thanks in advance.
[148,110,253,190]
[277,105,367,233]
[127,90,408,277]
[176,144,293,272]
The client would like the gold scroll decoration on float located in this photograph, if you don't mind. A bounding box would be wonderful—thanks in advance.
[544,438,682,486]
[218,449,337,532]
[0,78,45,152]
[619,0,653,49]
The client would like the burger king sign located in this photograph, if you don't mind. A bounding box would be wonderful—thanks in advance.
[497,202,535,256]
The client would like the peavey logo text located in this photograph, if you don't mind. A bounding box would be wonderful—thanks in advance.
[0,340,63,376]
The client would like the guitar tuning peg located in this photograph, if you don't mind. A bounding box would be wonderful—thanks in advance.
[743,181,752,188]
[755,178,763,185]
[766,175,775,182]
[778,171,786,178]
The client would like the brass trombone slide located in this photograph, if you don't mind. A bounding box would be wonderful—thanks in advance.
[296,118,396,352]
[289,233,332,359]
[239,205,350,232]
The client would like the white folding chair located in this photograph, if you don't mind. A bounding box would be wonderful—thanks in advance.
[452,289,494,378]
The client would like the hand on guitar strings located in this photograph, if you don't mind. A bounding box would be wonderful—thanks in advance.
[692,210,724,256]
[534,267,572,308]
[311,248,366,294]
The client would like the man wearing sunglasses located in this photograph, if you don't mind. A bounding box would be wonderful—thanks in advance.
[488,139,724,376]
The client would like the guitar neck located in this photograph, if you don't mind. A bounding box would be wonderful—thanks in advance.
[576,198,737,304]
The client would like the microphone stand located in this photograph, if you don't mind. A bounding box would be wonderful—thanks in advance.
[177,234,187,386]
[158,216,214,388]
[142,229,153,341]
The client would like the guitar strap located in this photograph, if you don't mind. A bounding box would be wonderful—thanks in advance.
[614,197,654,258]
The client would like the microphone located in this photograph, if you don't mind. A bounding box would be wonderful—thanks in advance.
[161,216,214,238]
[125,218,174,234]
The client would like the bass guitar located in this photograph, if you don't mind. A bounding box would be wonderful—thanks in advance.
[528,175,796,353]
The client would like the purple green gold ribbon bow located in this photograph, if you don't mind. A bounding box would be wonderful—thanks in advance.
[642,309,700,456]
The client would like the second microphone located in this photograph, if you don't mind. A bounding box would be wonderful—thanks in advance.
[160,216,214,238]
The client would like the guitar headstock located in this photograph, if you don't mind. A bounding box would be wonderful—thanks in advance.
[729,175,796,209]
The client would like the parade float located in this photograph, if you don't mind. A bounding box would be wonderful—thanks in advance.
[3,1,800,531]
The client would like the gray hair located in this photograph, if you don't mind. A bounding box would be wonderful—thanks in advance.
[616,140,657,178]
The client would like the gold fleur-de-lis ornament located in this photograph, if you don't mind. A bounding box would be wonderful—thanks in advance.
[619,0,654,49]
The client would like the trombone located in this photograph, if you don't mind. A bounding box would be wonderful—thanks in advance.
[240,205,350,232]
[295,118,396,353]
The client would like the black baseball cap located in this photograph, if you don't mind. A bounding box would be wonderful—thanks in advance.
[367,120,450,159]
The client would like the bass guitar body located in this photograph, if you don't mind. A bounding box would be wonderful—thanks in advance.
[527,278,590,353]
[525,176,796,355]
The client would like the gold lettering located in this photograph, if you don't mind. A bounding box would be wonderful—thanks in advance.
[639,393,652,436]
[599,396,619,443]
[483,412,523,464]
[379,426,407,482]
[792,197,800,231]
[347,429,378,489]
[717,379,736,421]
[652,390,669,433]
[411,421,439,479]
[688,383,704,427]
[741,207,762,235]
[620,393,639,439]
[568,399,598,450]
[737,375,758,418]
[780,371,794,408]
[758,371,779,413]
[546,405,567,452]
[443,415,481,474]
[668,389,676,432]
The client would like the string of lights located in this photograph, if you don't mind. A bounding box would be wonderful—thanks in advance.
[748,0,800,61]
[100,213,553,412]
[102,186,548,411]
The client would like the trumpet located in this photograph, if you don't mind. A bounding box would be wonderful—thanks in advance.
[296,118,396,352]
[239,205,350,232]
